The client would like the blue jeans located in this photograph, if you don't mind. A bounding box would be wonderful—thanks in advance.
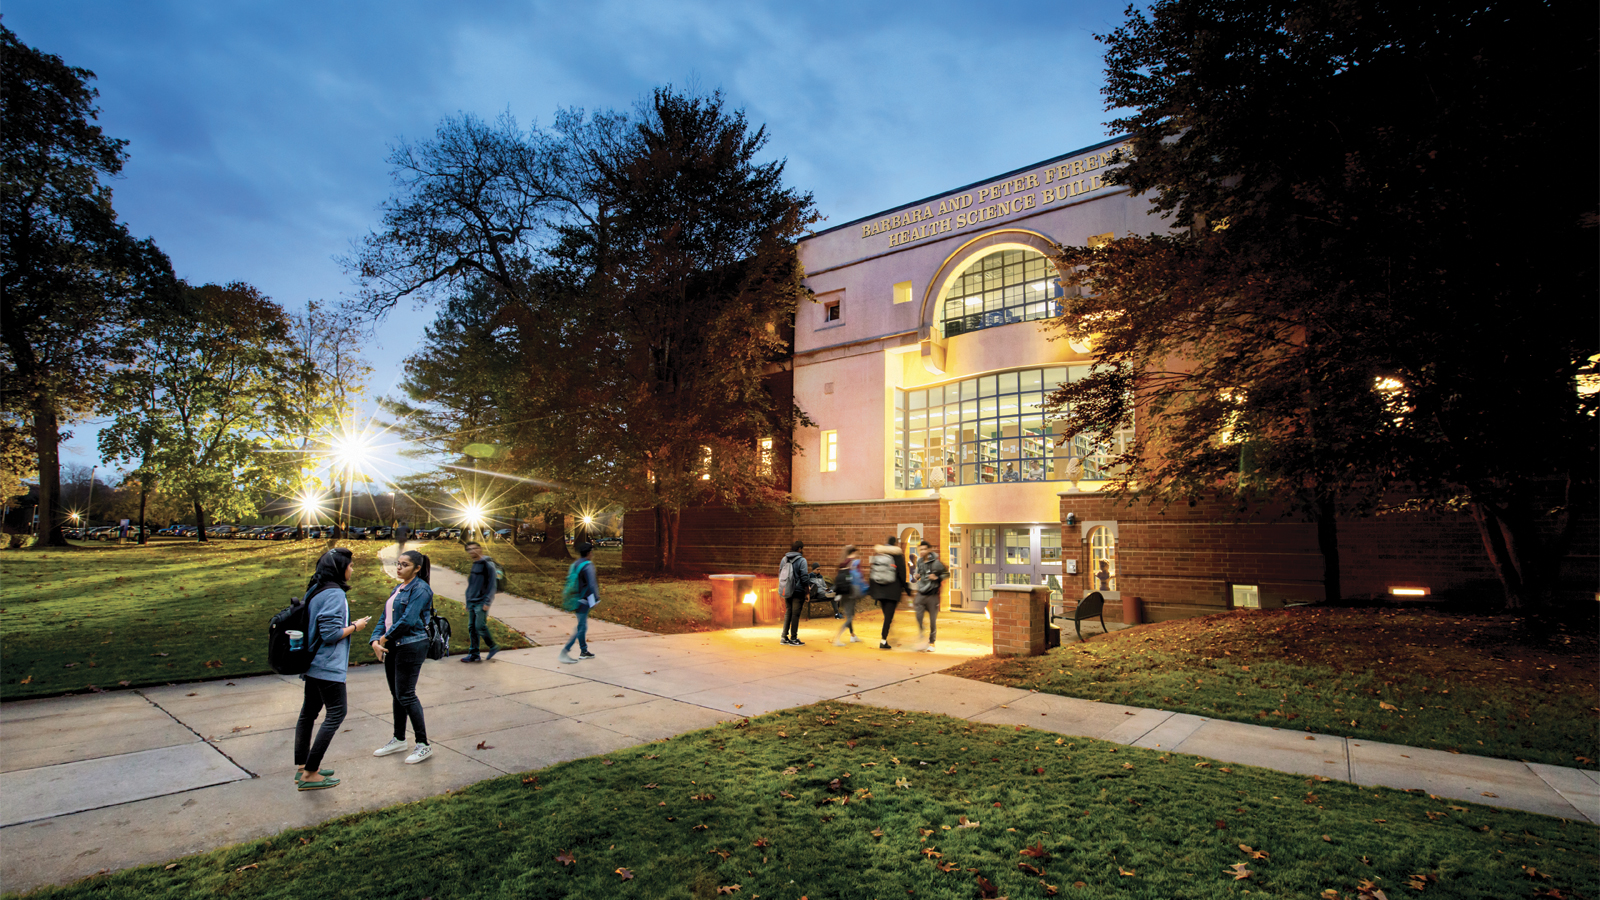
[466,601,496,654]
[562,607,589,655]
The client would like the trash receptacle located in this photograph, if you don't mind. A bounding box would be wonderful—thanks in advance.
[1123,594,1144,626]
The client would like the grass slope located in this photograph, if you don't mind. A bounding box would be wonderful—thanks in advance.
[0,541,529,701]
[428,542,718,633]
[11,704,1596,900]
[946,607,1599,770]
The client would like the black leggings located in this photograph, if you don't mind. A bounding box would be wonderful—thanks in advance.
[384,640,429,744]
[879,598,899,641]
[294,676,347,772]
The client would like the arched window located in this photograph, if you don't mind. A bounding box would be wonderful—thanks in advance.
[1087,526,1117,592]
[940,248,1061,338]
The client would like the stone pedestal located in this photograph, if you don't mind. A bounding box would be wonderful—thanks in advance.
[990,583,1051,657]
[708,575,759,628]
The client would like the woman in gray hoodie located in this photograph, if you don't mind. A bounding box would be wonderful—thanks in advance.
[294,548,372,791]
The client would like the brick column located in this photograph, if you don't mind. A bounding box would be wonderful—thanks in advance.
[990,584,1051,657]
[708,575,759,628]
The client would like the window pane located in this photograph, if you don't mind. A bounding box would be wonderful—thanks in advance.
[1019,369,1043,392]
[1044,367,1067,389]
[961,379,977,400]
[910,390,926,410]
[979,375,997,397]
[928,385,944,406]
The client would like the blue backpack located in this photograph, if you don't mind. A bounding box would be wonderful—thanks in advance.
[562,560,592,611]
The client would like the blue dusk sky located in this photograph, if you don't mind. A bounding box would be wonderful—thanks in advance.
[7,0,1137,479]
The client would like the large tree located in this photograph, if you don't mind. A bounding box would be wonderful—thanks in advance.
[350,89,816,572]
[99,282,301,540]
[573,87,816,571]
[1049,0,1598,610]
[0,24,174,546]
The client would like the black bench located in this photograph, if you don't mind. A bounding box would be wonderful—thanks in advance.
[1056,591,1107,642]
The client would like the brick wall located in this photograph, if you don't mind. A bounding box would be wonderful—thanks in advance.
[1056,492,1594,619]
[623,498,948,578]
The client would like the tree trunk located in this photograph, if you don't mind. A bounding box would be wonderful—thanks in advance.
[653,504,669,574]
[1469,500,1527,609]
[137,479,149,545]
[1314,493,1341,604]
[194,499,209,543]
[30,401,69,548]
[538,510,569,559]
[666,506,681,576]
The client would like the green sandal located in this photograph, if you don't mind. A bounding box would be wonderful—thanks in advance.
[297,775,340,791]
[294,768,335,782]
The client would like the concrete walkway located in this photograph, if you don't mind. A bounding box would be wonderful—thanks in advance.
[2,550,1594,892]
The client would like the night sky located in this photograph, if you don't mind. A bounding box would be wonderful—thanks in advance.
[7,0,1136,476]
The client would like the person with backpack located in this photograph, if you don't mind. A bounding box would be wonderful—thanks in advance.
[459,540,500,662]
[912,540,949,652]
[868,536,911,649]
[831,544,867,646]
[395,521,409,552]
[370,549,435,765]
[778,540,809,646]
[292,548,372,791]
[559,541,599,663]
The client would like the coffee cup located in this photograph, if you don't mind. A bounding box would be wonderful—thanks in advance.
[286,630,304,651]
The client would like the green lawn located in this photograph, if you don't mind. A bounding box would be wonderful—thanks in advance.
[427,541,719,633]
[10,704,1595,900]
[946,607,1600,770]
[0,541,529,701]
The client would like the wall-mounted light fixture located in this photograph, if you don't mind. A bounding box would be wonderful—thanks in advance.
[1065,512,1077,526]
[1388,586,1431,597]
[742,591,758,605]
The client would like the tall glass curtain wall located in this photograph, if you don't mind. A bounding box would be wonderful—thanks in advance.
[895,367,1134,489]
[940,249,1064,338]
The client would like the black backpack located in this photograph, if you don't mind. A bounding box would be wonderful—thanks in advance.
[267,588,325,675]
[424,594,452,660]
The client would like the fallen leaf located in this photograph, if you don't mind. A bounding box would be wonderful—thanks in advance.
[871,828,884,837]
[1121,762,1134,770]
[18,676,31,684]
[894,778,911,788]
[1119,866,1136,876]
[555,850,575,866]
[716,885,741,894]
[1019,862,1043,876]
[1321,834,1333,842]
[752,837,770,848]
[601,759,614,766]
[693,824,709,831]
[230,725,251,733]
[476,741,493,750]
[976,875,1001,898]
[1225,862,1253,880]
[1020,841,1049,860]
[1215,820,1227,830]
[1379,701,1398,711]
[204,660,223,669]
[615,867,634,880]
[164,864,178,871]
[922,848,943,858]
[937,861,959,873]
[235,863,259,873]
[1480,792,1498,798]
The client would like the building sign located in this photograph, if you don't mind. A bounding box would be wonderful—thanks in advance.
[858,144,1127,249]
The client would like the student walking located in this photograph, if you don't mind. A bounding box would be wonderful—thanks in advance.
[832,545,867,646]
[370,549,434,764]
[293,548,372,791]
[559,541,599,663]
[460,540,499,662]
[779,540,809,646]
[395,521,409,552]
[912,540,948,651]
[868,536,911,649]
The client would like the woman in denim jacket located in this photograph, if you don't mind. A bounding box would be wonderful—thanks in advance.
[369,549,435,764]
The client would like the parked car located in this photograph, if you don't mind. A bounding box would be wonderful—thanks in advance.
[347,526,369,540]
[372,525,393,540]
[595,536,623,547]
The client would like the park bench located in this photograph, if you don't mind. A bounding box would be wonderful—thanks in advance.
[1054,591,1107,642]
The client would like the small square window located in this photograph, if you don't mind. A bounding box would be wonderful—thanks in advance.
[1231,584,1260,608]
[825,301,841,321]
[894,281,913,304]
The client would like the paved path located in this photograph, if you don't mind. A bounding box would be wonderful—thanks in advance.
[380,542,655,647]
[2,551,1594,892]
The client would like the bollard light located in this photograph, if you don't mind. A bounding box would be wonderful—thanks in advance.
[742,591,758,605]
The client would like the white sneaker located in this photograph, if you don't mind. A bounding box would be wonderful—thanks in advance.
[404,743,433,764]
[849,635,863,643]
[922,643,937,652]
[373,737,408,757]
[558,652,577,664]
[832,639,845,647]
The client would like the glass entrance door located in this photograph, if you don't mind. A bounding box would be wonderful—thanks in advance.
[953,525,1062,612]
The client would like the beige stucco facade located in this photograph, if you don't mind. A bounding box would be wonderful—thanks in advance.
[790,137,1161,612]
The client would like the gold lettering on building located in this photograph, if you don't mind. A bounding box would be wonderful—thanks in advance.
[861,145,1125,243]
